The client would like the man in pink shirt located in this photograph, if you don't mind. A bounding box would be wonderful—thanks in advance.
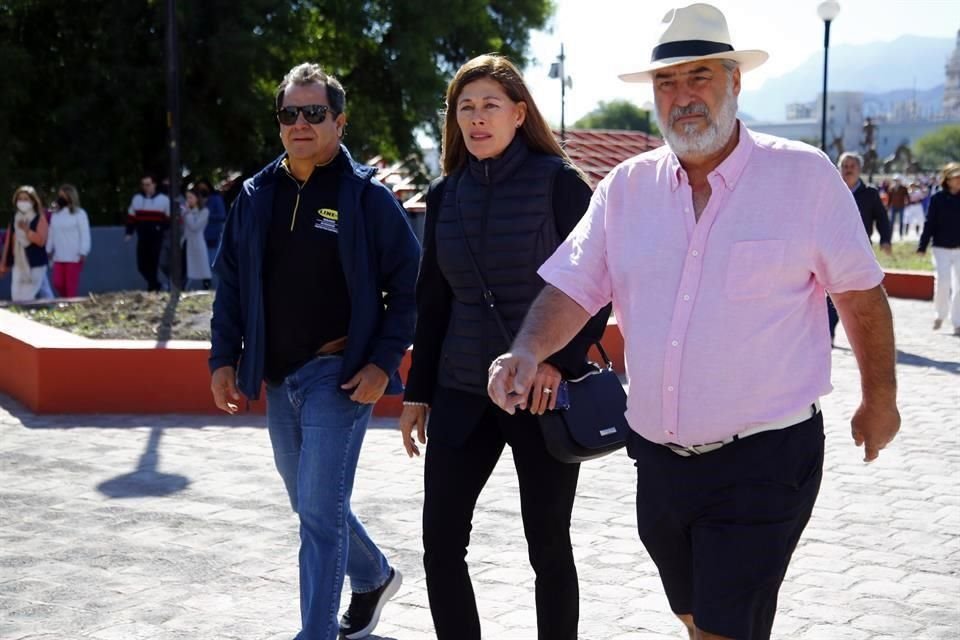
[488,4,900,640]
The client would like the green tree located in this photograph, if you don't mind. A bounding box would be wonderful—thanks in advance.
[0,0,552,224]
[913,125,960,171]
[573,99,660,135]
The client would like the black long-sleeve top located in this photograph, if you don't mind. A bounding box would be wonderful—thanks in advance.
[404,165,610,405]
[852,181,892,246]
[919,189,960,252]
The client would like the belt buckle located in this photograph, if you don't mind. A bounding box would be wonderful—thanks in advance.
[665,440,726,457]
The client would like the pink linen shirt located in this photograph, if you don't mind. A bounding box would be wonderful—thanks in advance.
[539,125,884,446]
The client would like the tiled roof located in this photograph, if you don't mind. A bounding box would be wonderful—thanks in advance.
[557,129,663,186]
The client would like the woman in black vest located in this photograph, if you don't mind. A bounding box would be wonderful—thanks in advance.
[400,54,610,640]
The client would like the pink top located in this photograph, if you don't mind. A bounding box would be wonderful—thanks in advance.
[539,126,884,446]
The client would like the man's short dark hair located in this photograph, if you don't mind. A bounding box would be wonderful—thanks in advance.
[275,63,346,114]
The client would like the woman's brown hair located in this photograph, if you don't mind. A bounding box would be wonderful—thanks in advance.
[441,54,582,178]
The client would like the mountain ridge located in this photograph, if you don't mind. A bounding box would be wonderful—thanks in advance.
[739,34,955,121]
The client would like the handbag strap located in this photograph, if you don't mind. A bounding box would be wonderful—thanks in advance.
[454,197,515,346]
[453,191,614,372]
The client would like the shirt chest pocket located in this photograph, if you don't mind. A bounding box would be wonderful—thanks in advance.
[725,240,785,300]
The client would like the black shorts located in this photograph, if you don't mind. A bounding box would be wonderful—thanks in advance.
[628,412,825,640]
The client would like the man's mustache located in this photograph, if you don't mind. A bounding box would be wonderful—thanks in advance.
[670,103,709,126]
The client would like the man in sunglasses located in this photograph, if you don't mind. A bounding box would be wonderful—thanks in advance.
[209,62,420,640]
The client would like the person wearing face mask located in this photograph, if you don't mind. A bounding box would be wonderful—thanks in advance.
[1,186,50,301]
[45,184,92,297]
[398,54,610,640]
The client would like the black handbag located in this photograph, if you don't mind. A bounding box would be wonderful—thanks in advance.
[537,344,629,462]
[455,200,628,463]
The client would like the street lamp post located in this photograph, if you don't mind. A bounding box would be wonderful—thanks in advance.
[549,44,573,141]
[165,0,183,290]
[817,0,840,154]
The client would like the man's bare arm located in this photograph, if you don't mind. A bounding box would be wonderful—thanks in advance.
[831,284,900,461]
[488,285,592,412]
[514,285,592,361]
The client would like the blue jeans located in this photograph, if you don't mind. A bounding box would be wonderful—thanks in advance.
[266,356,391,640]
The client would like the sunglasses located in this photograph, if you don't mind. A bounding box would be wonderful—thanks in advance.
[276,104,332,125]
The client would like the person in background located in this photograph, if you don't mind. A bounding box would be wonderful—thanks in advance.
[829,152,891,344]
[181,187,212,289]
[196,178,226,266]
[917,162,960,335]
[46,184,92,297]
[1,186,49,301]
[887,175,910,239]
[125,174,170,292]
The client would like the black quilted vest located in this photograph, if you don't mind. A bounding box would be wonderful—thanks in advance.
[435,137,564,395]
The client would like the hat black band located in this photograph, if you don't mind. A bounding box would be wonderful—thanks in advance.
[651,40,734,63]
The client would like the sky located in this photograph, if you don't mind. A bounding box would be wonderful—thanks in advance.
[523,0,960,126]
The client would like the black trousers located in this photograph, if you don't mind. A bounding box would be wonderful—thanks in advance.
[422,400,581,640]
[135,223,166,291]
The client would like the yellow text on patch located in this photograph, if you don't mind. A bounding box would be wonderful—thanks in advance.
[317,208,339,221]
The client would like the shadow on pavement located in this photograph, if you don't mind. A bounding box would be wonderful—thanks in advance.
[896,349,960,374]
[97,427,190,498]
[0,393,266,430]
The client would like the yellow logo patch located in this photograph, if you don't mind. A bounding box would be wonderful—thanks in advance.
[317,208,339,221]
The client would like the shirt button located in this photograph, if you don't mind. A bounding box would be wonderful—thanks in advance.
[683,294,690,301]
[667,386,674,392]
[684,207,690,213]
[691,250,699,257]
[671,340,679,347]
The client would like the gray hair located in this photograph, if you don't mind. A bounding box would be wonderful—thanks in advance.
[720,59,738,76]
[275,63,346,114]
[837,151,863,169]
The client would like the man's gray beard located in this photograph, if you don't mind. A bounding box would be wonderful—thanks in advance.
[657,82,738,159]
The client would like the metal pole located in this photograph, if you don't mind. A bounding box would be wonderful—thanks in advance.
[165,0,183,290]
[820,19,831,153]
[560,43,566,142]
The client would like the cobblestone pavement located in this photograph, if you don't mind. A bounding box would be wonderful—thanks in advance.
[1,297,958,640]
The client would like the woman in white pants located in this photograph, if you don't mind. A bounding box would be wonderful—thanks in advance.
[917,163,960,335]
[1,186,49,301]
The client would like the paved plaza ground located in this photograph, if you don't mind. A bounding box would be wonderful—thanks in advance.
[1,297,958,639]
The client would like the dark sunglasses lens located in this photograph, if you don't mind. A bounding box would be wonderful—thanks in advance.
[302,105,327,124]
[277,107,299,125]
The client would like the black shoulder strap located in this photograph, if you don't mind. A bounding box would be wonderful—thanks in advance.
[453,191,515,345]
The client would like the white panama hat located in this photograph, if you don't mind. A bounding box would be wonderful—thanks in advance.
[619,3,768,83]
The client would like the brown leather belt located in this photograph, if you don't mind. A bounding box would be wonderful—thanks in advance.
[317,336,348,356]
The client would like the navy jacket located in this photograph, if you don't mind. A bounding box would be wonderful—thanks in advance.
[209,146,421,399]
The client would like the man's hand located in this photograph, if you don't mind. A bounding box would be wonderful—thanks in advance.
[916,248,926,255]
[341,363,389,404]
[880,243,892,256]
[399,404,428,457]
[851,400,900,462]
[528,362,562,415]
[488,350,540,414]
[211,365,240,414]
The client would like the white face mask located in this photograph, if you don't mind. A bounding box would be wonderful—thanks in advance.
[16,200,34,213]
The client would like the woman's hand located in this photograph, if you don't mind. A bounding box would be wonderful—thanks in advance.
[528,362,562,416]
[16,220,28,231]
[400,404,428,457]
